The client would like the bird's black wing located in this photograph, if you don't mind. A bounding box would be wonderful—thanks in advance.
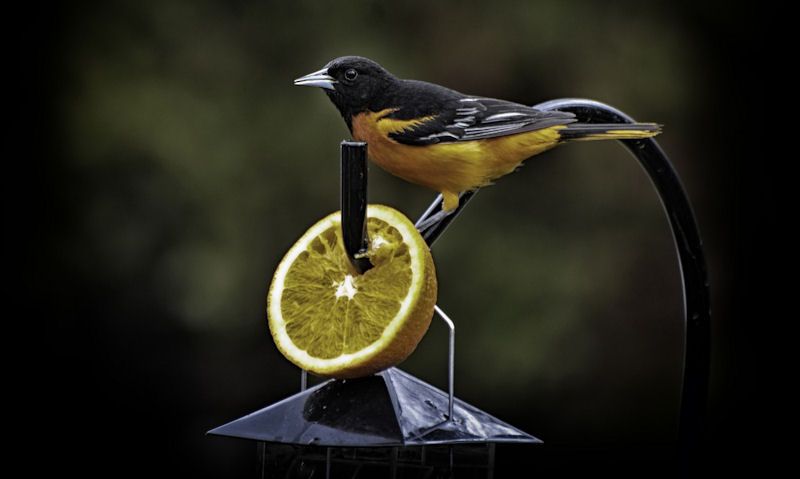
[389,96,577,146]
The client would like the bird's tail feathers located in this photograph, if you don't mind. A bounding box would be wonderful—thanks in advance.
[559,123,661,142]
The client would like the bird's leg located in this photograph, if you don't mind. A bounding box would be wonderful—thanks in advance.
[415,191,460,233]
[440,191,461,212]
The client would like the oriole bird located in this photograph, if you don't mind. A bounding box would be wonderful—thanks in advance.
[295,56,660,226]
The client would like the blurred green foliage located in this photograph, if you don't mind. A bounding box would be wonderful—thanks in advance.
[50,0,735,474]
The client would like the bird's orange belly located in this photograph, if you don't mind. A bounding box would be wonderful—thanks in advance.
[351,110,563,195]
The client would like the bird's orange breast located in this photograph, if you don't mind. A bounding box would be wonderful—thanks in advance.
[351,109,563,196]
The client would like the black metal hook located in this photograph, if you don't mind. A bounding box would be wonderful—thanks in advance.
[414,98,710,469]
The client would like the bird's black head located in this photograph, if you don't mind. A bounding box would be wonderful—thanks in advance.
[294,56,398,128]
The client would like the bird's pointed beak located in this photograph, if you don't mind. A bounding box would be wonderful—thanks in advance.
[294,67,336,90]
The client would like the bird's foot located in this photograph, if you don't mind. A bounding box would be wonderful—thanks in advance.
[415,208,455,233]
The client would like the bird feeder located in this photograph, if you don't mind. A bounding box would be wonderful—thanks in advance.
[208,98,709,478]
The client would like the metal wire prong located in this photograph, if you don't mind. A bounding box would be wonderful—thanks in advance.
[434,304,455,421]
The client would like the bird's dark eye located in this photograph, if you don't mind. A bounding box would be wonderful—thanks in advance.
[344,68,358,81]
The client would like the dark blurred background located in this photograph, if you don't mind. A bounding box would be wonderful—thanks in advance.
[30,0,761,477]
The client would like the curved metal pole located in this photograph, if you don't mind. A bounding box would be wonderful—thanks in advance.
[416,98,710,468]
